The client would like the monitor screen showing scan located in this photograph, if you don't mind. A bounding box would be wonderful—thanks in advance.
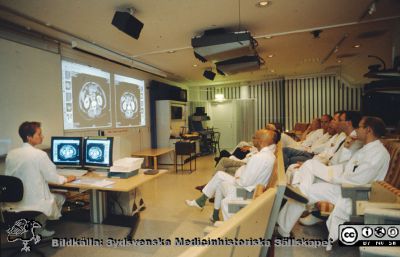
[83,137,113,168]
[51,137,83,166]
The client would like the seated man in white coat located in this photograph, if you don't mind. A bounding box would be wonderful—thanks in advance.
[4,121,76,237]
[286,111,363,183]
[277,116,390,250]
[281,117,324,148]
[186,129,279,222]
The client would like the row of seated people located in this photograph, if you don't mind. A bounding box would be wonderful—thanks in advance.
[186,111,391,252]
[280,111,390,250]
[282,111,360,169]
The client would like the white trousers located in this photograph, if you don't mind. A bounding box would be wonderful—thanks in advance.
[219,183,240,220]
[49,193,66,220]
[202,171,237,211]
[278,160,351,241]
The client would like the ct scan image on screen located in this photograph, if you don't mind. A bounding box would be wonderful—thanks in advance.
[84,137,113,167]
[51,137,82,166]
[114,74,145,128]
[62,60,112,130]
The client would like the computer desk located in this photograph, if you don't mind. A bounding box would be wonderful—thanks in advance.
[50,169,168,238]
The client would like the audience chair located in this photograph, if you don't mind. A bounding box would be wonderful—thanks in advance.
[359,207,400,257]
[227,184,266,214]
[0,175,47,257]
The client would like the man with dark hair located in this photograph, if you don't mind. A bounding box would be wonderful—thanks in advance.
[18,121,41,142]
[4,121,76,237]
[277,116,390,250]
[362,116,387,138]
[333,111,344,122]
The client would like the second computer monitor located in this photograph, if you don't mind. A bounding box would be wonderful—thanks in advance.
[51,137,83,167]
[83,137,113,168]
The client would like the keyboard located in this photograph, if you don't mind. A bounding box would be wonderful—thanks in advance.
[56,168,88,177]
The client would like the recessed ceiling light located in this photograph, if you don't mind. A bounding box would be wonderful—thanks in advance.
[256,1,270,7]
[193,64,198,67]
[353,44,361,48]
[268,54,274,58]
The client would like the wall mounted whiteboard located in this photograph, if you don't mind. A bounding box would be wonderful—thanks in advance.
[0,38,63,154]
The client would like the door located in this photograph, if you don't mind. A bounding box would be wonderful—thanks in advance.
[210,101,236,150]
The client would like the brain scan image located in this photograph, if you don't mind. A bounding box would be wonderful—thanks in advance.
[57,144,79,161]
[86,143,105,162]
[120,92,138,119]
[79,82,107,119]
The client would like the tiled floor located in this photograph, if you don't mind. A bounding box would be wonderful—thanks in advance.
[1,155,359,257]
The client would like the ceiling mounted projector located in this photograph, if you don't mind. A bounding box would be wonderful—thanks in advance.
[216,55,263,75]
[192,28,257,63]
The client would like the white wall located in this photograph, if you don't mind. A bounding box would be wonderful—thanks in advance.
[0,36,182,172]
[0,38,63,153]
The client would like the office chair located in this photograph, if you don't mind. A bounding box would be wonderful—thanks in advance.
[0,175,46,257]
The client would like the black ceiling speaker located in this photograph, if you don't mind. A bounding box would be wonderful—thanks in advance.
[203,70,216,80]
[112,11,144,39]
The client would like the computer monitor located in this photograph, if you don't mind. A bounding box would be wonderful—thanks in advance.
[51,137,83,167]
[83,137,113,168]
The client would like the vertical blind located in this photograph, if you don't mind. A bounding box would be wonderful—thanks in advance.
[206,85,241,100]
[198,75,362,130]
[284,76,362,130]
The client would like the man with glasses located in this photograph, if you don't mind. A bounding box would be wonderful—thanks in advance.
[277,116,390,250]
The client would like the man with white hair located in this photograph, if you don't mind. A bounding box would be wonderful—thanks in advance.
[186,129,279,222]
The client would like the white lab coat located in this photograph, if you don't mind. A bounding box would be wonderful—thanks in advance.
[4,143,67,219]
[278,139,390,242]
[312,132,347,163]
[202,145,276,220]
[281,129,324,148]
[229,146,258,163]
[300,129,324,148]
[286,132,347,183]
[309,132,332,154]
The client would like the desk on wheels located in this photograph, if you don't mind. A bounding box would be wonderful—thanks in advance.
[131,148,174,169]
[50,169,167,235]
